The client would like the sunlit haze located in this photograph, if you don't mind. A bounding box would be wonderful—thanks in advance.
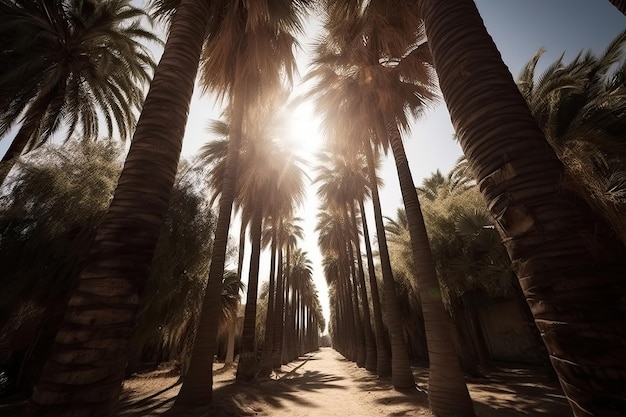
[1,0,623,333]
[171,1,624,330]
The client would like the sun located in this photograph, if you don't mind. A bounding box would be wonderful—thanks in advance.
[284,99,324,158]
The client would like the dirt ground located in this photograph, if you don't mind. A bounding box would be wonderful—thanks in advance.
[114,347,572,417]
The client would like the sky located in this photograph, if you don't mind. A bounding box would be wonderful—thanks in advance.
[1,1,624,329]
[267,0,624,326]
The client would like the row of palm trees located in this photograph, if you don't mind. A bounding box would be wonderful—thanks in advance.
[308,3,474,415]
[2,0,324,414]
[312,1,626,417]
[1,0,625,416]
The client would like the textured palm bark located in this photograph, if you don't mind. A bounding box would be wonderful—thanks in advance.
[224,321,236,366]
[235,203,263,383]
[359,198,391,376]
[422,0,626,415]
[176,95,244,405]
[337,271,355,360]
[347,237,367,367]
[350,202,378,371]
[281,253,294,364]
[259,229,278,377]
[279,247,291,365]
[237,221,246,281]
[387,119,474,415]
[272,246,286,368]
[24,2,211,415]
[363,142,415,388]
[286,282,299,362]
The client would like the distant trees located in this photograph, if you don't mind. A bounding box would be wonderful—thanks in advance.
[0,0,159,184]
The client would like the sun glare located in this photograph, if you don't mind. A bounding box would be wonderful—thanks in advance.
[285,99,324,158]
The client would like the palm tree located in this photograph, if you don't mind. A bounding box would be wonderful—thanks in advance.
[283,243,307,362]
[315,150,378,370]
[316,206,362,361]
[516,31,626,244]
[258,150,307,377]
[309,8,474,411]
[0,0,158,184]
[308,27,415,392]
[291,250,323,353]
[419,0,626,415]
[417,165,474,202]
[175,1,310,406]
[25,0,214,414]
[189,108,305,385]
[274,216,304,367]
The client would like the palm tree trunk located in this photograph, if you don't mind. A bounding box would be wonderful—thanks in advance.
[286,279,298,362]
[235,203,263,383]
[25,3,212,415]
[350,201,377,371]
[281,246,292,365]
[387,119,474,415]
[225,220,247,367]
[281,281,292,363]
[295,285,303,357]
[259,228,278,377]
[272,244,286,368]
[363,142,414,388]
[175,93,245,406]
[346,226,367,367]
[422,0,626,415]
[358,198,391,377]
[224,320,236,366]
[237,219,246,281]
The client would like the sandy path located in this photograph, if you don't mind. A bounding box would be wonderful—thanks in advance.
[249,347,431,417]
[113,347,571,417]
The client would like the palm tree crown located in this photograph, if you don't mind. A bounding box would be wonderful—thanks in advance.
[0,0,158,152]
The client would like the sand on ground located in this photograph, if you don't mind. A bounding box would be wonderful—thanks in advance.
[115,347,572,417]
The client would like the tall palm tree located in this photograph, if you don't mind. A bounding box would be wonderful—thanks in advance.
[175,0,310,406]
[193,119,266,382]
[317,207,361,361]
[283,243,307,362]
[274,216,304,367]
[309,9,474,412]
[25,1,216,414]
[315,150,377,370]
[0,0,158,184]
[292,250,323,353]
[188,107,305,387]
[258,152,306,377]
[262,146,306,378]
[419,0,626,415]
[308,29,415,392]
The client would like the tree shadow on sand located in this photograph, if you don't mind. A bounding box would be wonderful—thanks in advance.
[352,372,430,415]
[409,365,572,417]
[114,353,346,417]
[156,369,346,417]
[467,366,572,417]
[116,381,181,416]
